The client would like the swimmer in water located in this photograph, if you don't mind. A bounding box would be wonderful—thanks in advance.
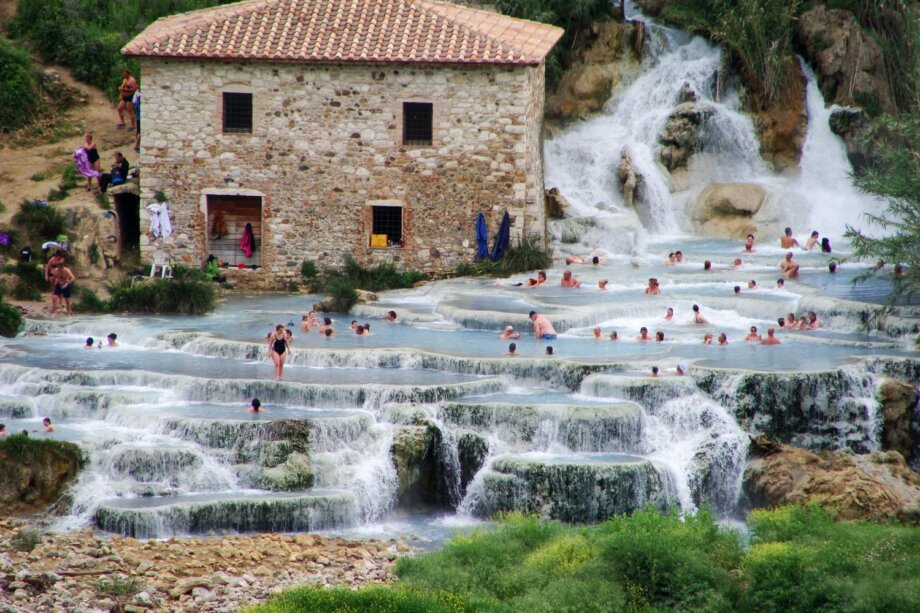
[507,342,517,356]
[691,304,707,324]
[718,333,728,345]
[645,278,661,296]
[35,417,55,433]
[593,327,602,340]
[745,326,762,342]
[743,234,755,253]
[780,227,800,249]
[664,307,674,321]
[560,270,582,288]
[500,326,520,340]
[780,252,800,279]
[804,231,820,251]
[761,328,781,345]
[637,326,651,341]
[703,333,713,344]
[609,331,619,341]
[248,398,262,413]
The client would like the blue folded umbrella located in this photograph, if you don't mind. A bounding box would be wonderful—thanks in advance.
[476,212,488,258]
[490,211,511,262]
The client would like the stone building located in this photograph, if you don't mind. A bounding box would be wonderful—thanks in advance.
[122,0,563,283]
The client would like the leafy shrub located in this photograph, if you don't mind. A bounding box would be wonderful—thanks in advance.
[73,286,108,314]
[342,255,426,291]
[322,275,359,312]
[496,235,553,274]
[94,575,143,598]
[0,300,24,337]
[4,261,47,301]
[663,0,801,107]
[0,38,39,131]
[300,260,317,279]
[12,200,67,243]
[11,528,42,552]
[107,275,215,315]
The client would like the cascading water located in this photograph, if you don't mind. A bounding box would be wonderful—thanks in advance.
[2,3,914,541]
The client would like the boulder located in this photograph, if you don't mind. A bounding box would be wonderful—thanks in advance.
[544,187,572,220]
[634,0,670,17]
[690,183,766,238]
[658,102,712,171]
[795,5,894,114]
[314,289,377,312]
[743,438,920,523]
[829,107,875,173]
[878,378,918,463]
[456,432,488,495]
[390,424,457,508]
[616,148,641,209]
[546,21,644,120]
[0,436,83,516]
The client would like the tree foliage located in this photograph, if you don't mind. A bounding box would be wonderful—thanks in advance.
[0,38,39,131]
[844,115,920,302]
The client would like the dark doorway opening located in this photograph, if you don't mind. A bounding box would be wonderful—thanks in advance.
[113,193,140,264]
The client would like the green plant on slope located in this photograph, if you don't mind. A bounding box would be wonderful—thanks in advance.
[0,299,24,337]
[12,199,68,242]
[0,38,39,131]
[664,0,801,106]
[843,115,920,304]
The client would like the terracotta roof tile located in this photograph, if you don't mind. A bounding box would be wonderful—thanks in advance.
[122,0,563,65]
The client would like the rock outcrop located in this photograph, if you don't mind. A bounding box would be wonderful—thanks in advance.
[616,148,641,209]
[391,424,456,508]
[795,5,894,114]
[878,378,919,463]
[0,436,83,516]
[829,107,876,173]
[743,438,920,524]
[690,183,767,238]
[658,101,713,171]
[634,0,669,16]
[544,187,572,220]
[546,21,644,120]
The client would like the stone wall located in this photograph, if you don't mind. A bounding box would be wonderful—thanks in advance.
[138,59,549,280]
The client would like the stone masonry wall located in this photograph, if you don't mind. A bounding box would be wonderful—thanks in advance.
[138,59,548,280]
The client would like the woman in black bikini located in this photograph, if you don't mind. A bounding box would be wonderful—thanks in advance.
[268,323,288,380]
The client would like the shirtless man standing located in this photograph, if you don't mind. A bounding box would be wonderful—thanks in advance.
[780,252,801,279]
[529,311,557,340]
[51,263,76,316]
[780,227,800,249]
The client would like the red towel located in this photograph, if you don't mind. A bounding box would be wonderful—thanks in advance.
[240,226,254,257]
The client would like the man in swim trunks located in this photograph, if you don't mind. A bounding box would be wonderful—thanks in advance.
[117,70,138,129]
[529,310,557,340]
[51,263,76,316]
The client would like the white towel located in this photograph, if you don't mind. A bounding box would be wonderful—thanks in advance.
[146,202,173,239]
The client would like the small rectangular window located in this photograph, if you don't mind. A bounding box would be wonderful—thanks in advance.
[403,102,432,146]
[371,206,403,248]
[223,92,253,133]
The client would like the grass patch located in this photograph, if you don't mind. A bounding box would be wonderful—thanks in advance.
[252,506,920,613]
[317,255,427,312]
[452,235,553,278]
[12,199,67,244]
[30,173,45,182]
[4,261,47,302]
[73,286,109,314]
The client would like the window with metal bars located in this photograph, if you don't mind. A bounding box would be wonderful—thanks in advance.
[371,206,403,247]
[223,92,253,133]
[402,102,432,146]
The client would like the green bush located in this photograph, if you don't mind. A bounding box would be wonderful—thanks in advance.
[4,261,47,301]
[0,38,39,131]
[12,200,68,244]
[322,275,359,312]
[107,275,215,315]
[10,0,235,100]
[0,300,24,337]
[663,0,801,107]
[11,528,42,552]
[300,260,317,279]
[73,286,108,313]
[496,235,553,274]
[342,255,426,291]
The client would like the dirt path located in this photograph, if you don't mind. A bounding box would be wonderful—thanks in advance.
[0,0,135,224]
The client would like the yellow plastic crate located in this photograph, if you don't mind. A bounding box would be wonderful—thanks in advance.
[370,234,388,248]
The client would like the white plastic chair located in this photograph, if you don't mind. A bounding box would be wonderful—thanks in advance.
[149,250,172,278]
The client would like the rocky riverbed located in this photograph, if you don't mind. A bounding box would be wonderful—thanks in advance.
[0,519,404,612]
